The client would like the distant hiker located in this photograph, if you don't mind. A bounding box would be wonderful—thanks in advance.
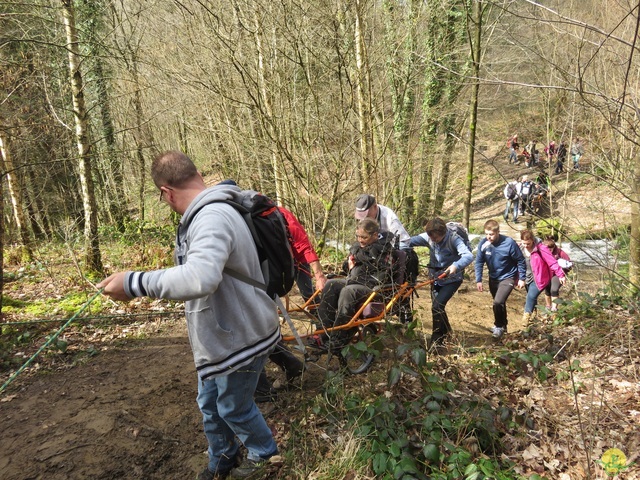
[519,175,534,215]
[475,220,526,340]
[503,179,521,223]
[525,140,540,167]
[519,230,566,325]
[409,218,474,350]
[522,146,532,167]
[507,134,519,164]
[544,141,556,164]
[98,151,279,480]
[571,138,584,170]
[555,141,567,174]
[542,235,572,313]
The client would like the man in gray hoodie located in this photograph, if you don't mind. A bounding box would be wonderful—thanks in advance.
[98,151,280,480]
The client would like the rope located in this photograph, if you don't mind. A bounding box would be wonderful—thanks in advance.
[0,290,104,395]
[0,310,182,327]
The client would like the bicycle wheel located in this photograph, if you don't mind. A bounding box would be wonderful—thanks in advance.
[339,324,381,375]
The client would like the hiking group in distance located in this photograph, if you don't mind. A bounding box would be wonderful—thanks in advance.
[507,133,584,173]
[503,133,586,223]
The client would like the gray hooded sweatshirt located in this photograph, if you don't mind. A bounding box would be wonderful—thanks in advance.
[123,185,281,380]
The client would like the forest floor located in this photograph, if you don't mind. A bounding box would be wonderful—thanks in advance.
[0,154,638,480]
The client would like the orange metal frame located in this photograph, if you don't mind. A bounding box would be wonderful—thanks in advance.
[280,277,439,343]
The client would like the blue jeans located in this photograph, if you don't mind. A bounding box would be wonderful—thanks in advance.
[509,148,517,163]
[504,198,519,221]
[524,281,543,313]
[197,354,278,474]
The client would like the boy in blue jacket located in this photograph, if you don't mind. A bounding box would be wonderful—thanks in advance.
[475,220,526,339]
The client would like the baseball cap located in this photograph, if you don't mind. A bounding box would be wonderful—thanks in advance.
[355,194,376,220]
[217,179,237,186]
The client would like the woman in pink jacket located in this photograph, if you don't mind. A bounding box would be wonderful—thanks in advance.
[519,230,566,323]
[543,235,571,312]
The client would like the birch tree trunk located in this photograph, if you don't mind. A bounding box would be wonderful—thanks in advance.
[61,0,103,273]
[0,135,33,261]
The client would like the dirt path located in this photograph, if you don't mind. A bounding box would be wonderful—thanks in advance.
[0,285,531,480]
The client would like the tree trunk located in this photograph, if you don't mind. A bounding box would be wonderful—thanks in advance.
[94,58,126,231]
[355,0,375,192]
[0,135,33,261]
[61,0,103,274]
[253,8,283,205]
[630,152,640,293]
[462,0,482,230]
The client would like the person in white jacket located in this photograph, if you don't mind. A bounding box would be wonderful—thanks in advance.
[99,151,279,480]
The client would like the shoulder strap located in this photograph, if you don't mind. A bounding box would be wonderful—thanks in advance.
[190,199,269,292]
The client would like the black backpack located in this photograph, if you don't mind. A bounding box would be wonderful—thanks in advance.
[506,183,517,200]
[206,191,296,298]
[445,221,472,252]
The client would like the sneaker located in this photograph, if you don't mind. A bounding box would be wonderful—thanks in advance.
[491,326,506,339]
[229,458,268,479]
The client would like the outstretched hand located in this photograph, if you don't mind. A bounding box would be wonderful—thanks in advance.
[97,272,130,301]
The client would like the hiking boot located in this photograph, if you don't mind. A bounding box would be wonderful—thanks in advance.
[229,458,268,479]
[254,386,277,403]
[491,326,506,339]
[197,467,230,480]
[197,456,240,480]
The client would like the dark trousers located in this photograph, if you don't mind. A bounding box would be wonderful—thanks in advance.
[256,341,304,395]
[295,262,314,301]
[430,280,462,343]
[318,278,372,341]
[488,277,515,328]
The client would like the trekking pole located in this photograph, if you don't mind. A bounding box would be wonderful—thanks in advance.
[0,289,103,395]
[274,296,306,356]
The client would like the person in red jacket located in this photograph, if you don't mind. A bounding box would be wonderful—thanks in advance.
[278,207,327,299]
[217,180,326,402]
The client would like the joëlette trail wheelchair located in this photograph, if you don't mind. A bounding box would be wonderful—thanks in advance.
[278,253,443,375]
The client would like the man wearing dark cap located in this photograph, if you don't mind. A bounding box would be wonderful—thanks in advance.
[354,194,416,322]
[354,194,411,249]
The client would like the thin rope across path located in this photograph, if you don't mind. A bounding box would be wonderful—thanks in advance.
[0,290,106,395]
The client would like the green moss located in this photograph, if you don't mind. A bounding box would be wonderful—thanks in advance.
[2,292,106,318]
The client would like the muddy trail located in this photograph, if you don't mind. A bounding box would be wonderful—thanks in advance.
[0,284,535,480]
